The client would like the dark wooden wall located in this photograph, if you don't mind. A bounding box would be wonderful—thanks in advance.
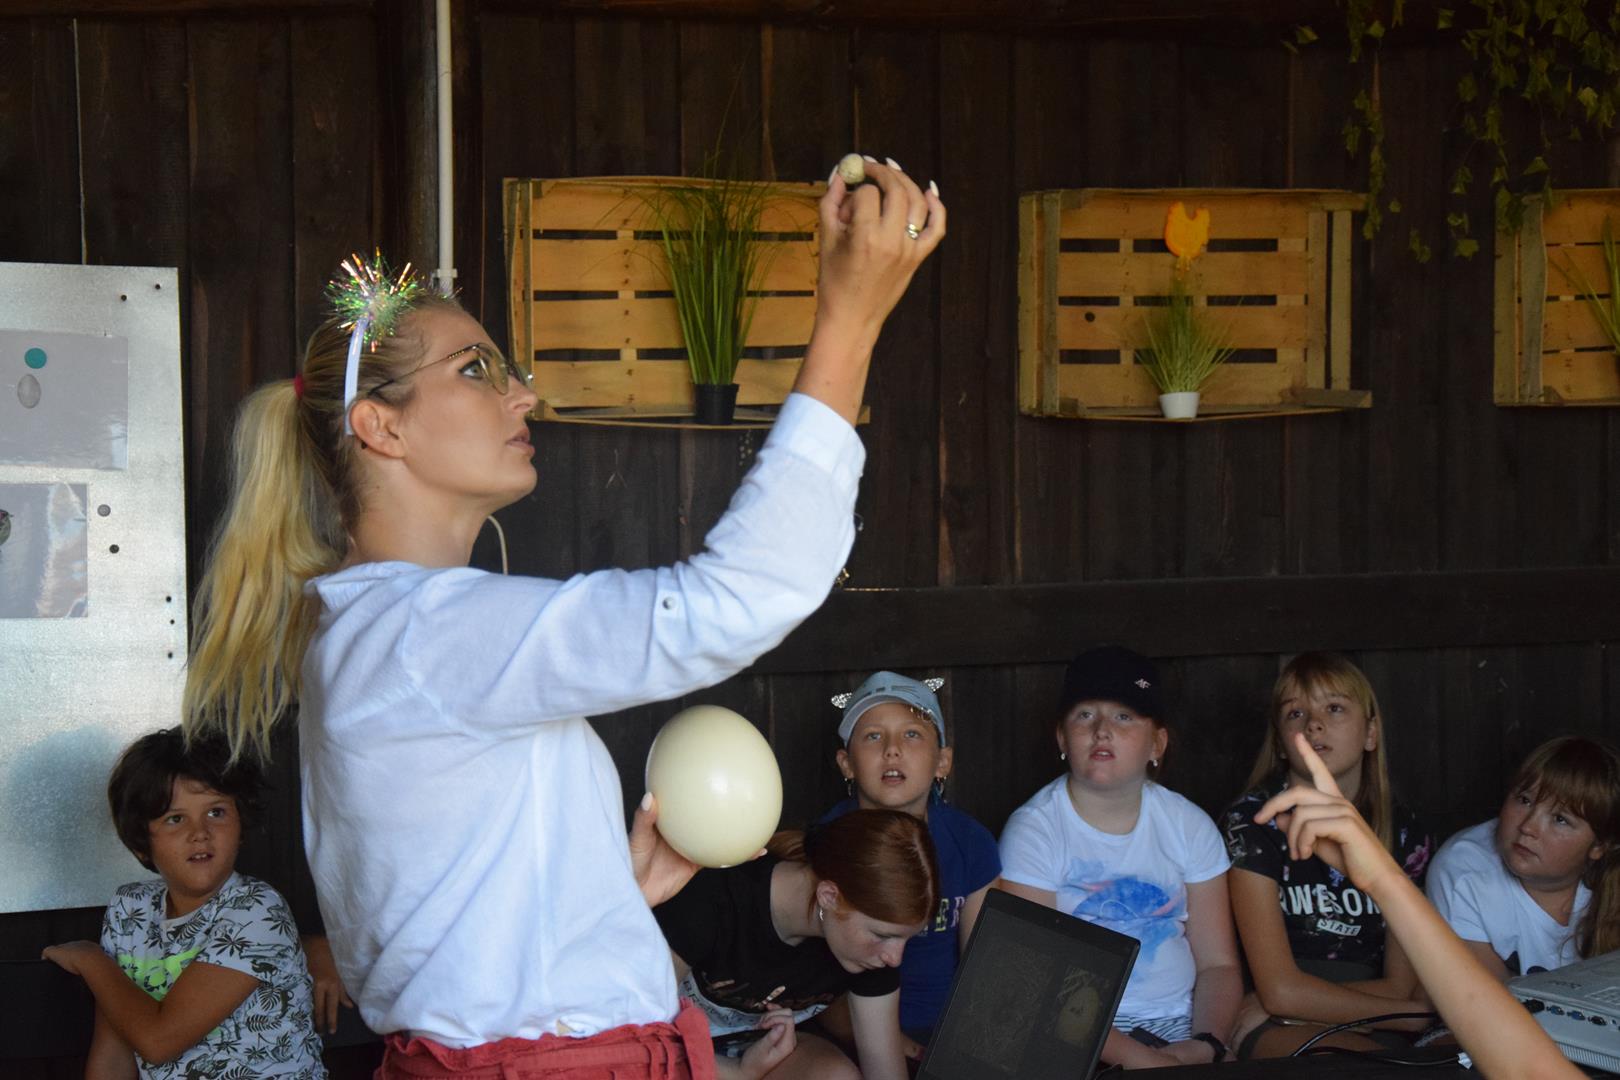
[3,3,1618,1072]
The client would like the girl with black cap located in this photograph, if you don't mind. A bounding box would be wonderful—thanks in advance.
[999,646,1241,1069]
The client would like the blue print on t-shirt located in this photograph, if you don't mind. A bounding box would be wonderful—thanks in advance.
[1066,861,1184,961]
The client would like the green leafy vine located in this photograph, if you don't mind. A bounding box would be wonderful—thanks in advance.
[1298,0,1620,258]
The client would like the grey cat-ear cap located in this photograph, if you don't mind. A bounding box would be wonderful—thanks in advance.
[833,671,946,745]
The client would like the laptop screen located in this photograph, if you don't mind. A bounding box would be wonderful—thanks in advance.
[919,889,1138,1080]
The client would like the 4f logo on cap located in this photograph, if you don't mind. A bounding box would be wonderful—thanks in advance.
[1135,679,1151,689]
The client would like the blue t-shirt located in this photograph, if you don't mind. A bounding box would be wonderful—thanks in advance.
[820,798,1001,1033]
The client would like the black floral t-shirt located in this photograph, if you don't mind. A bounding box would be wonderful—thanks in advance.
[1221,780,1433,970]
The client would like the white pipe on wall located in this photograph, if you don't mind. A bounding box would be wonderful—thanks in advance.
[434,0,455,296]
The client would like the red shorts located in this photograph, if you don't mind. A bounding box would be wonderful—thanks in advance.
[377,1002,718,1080]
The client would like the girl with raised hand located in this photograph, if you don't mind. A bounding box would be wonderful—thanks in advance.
[654,809,939,1080]
[999,646,1242,1069]
[1220,652,1434,1058]
[180,159,943,1080]
[1428,735,1620,979]
[1258,735,1584,1080]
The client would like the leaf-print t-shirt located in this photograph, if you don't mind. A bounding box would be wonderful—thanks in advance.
[99,872,327,1079]
[999,778,1230,1027]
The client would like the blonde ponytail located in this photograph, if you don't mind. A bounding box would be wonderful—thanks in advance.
[184,293,465,761]
[184,379,345,760]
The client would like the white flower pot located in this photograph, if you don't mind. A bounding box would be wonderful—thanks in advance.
[1158,391,1200,419]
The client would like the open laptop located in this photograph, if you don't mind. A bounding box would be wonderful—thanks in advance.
[918,888,1139,1080]
[1509,948,1620,1072]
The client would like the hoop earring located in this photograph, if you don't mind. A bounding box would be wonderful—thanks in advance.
[844,777,853,798]
[1060,751,1067,762]
[932,778,945,801]
[816,905,825,924]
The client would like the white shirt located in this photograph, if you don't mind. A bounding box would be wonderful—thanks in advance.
[999,778,1230,1025]
[299,393,863,1047]
[1428,819,1590,974]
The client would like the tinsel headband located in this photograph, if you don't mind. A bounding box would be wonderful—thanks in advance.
[327,251,427,435]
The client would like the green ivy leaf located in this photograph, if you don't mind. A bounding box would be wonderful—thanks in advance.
[1367,19,1387,38]
[1451,164,1474,194]
[1523,155,1550,174]
[1295,23,1319,44]
[1438,7,1454,29]
[1388,198,1403,214]
[1409,228,1434,263]
[1455,237,1481,258]
[1458,73,1479,101]
[1578,85,1600,116]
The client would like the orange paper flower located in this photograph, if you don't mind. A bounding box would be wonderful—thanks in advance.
[1165,201,1211,272]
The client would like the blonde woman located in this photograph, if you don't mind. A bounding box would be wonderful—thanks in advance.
[182,161,944,1080]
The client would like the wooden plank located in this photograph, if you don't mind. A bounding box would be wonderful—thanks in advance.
[1535,350,1620,401]
[0,19,80,263]
[186,14,294,594]
[1057,303,1311,350]
[936,29,1015,587]
[1074,34,1181,582]
[532,357,802,408]
[749,567,1620,673]
[1177,38,1288,580]
[1363,45,1445,574]
[1281,47,1360,576]
[1010,34,1089,583]
[291,10,378,346]
[1519,198,1548,401]
[1539,191,1620,245]
[1493,224,1520,403]
[530,180,822,232]
[1544,244,1620,297]
[846,25,940,588]
[528,293,816,349]
[1060,195,1312,239]
[1056,358,1296,407]
[1305,211,1328,387]
[1036,192,1062,412]
[1017,194,1045,412]
[1541,297,1620,352]
[1057,249,1309,297]
[528,235,819,291]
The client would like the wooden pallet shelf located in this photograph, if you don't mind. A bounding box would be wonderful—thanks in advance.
[1018,188,1369,421]
[503,175,828,426]
[1494,190,1620,406]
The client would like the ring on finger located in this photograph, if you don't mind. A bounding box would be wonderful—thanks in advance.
[905,222,923,240]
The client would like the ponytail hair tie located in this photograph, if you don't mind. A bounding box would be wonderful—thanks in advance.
[292,374,306,400]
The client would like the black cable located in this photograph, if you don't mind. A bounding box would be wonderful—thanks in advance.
[1289,1011,1440,1057]
[1300,1045,1464,1068]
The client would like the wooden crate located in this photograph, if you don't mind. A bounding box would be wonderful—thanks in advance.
[1018,188,1370,420]
[503,176,825,426]
[1494,190,1620,406]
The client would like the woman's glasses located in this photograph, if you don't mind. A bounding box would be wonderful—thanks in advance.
[369,341,531,399]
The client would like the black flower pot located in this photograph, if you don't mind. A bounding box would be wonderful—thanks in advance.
[693,382,740,425]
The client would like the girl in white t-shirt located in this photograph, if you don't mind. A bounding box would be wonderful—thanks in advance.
[179,162,944,1080]
[1428,735,1620,980]
[1000,646,1241,1070]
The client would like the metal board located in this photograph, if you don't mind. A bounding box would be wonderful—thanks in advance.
[0,262,187,912]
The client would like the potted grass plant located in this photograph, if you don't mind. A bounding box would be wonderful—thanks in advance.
[644,176,775,425]
[1136,202,1236,419]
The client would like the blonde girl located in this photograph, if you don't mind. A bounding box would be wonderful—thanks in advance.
[1221,652,1433,1059]
[182,162,944,1080]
